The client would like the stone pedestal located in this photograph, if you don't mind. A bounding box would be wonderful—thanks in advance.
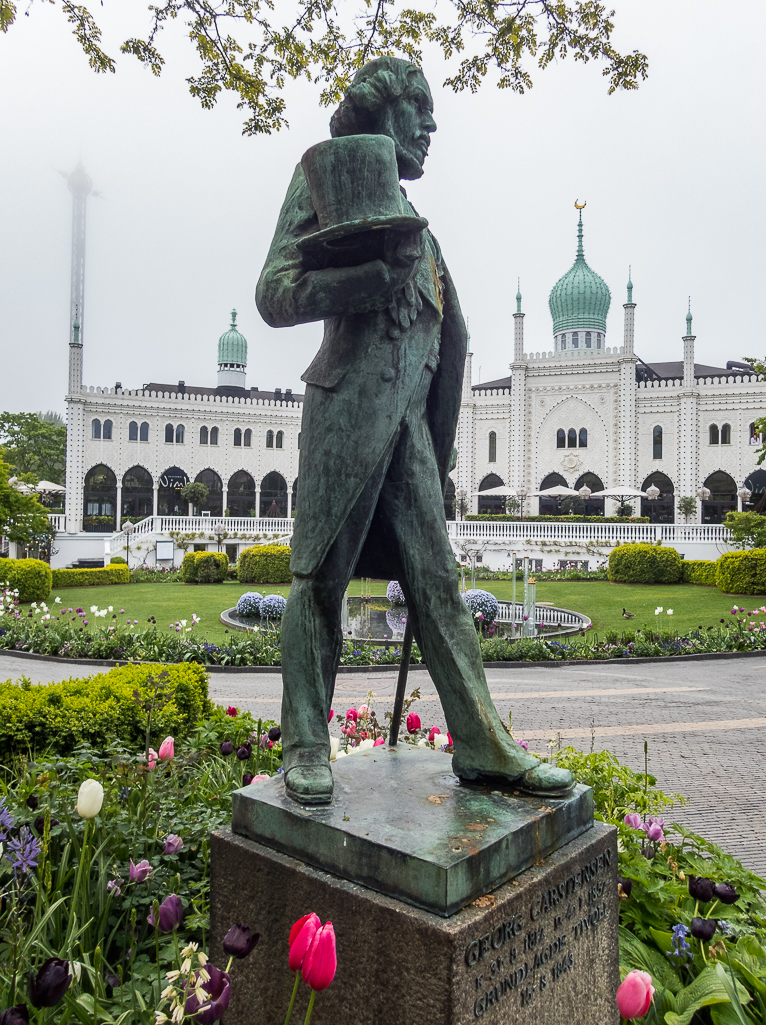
[210,749,619,1025]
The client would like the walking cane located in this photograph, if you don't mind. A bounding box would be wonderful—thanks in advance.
[388,618,414,746]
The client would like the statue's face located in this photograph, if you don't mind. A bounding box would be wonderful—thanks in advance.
[384,72,437,180]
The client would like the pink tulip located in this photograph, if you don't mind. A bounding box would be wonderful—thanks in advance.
[358,704,368,715]
[327,709,334,723]
[616,970,654,1019]
[428,726,441,744]
[346,708,358,722]
[373,737,384,747]
[406,712,421,734]
[623,813,642,830]
[147,748,158,771]
[289,913,320,971]
[248,774,270,784]
[302,922,337,991]
[158,737,174,761]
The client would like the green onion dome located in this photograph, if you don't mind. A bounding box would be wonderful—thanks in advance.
[548,212,611,334]
[218,310,247,366]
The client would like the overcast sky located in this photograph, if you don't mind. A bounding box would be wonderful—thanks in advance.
[1,0,765,414]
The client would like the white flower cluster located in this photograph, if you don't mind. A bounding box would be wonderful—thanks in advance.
[156,942,209,1025]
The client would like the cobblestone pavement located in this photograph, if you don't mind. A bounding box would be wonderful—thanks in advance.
[3,653,765,876]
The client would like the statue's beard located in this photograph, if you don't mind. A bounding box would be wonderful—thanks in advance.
[391,137,428,180]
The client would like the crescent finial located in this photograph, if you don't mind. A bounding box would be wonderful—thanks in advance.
[574,199,586,210]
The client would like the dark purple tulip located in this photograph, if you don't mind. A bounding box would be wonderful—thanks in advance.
[242,773,254,786]
[690,917,716,941]
[641,845,655,860]
[147,894,184,933]
[268,726,281,743]
[29,958,72,1008]
[106,973,120,989]
[0,1005,30,1024]
[184,963,231,1024]
[32,816,58,834]
[714,882,740,905]
[219,741,234,757]
[25,796,38,811]
[688,876,716,902]
[617,875,633,898]
[236,742,252,761]
[222,923,260,959]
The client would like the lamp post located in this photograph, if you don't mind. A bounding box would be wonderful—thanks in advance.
[737,486,752,511]
[457,488,467,521]
[645,484,660,523]
[578,485,591,522]
[122,520,134,568]
[516,488,527,523]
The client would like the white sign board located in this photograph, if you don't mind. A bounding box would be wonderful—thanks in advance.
[156,540,174,562]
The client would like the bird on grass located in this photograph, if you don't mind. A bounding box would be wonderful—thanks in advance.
[622,608,635,619]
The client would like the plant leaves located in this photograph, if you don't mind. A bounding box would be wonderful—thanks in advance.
[663,965,750,1025]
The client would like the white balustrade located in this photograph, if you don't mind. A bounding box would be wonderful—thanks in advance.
[447,521,731,545]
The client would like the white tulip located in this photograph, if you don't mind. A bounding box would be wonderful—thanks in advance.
[335,750,347,759]
[417,737,430,748]
[76,779,104,819]
[329,736,340,761]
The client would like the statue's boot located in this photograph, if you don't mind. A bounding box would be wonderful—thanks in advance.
[452,734,575,798]
[284,763,334,805]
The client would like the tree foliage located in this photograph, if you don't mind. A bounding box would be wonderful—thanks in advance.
[0,412,67,485]
[0,456,51,545]
[724,510,766,551]
[1,0,648,134]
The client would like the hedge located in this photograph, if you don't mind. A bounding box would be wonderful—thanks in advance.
[51,565,130,589]
[181,551,228,583]
[715,549,766,594]
[0,558,52,602]
[607,543,684,584]
[238,544,292,584]
[0,662,211,758]
[110,556,127,564]
[682,560,718,586]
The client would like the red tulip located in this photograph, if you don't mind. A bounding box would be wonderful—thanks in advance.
[428,726,441,744]
[406,712,421,734]
[302,922,337,991]
[447,732,453,746]
[327,709,334,723]
[616,970,654,1019]
[373,737,384,747]
[346,708,358,722]
[288,913,320,971]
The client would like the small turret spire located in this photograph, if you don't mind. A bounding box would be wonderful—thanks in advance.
[686,297,693,336]
[231,309,237,328]
[574,199,586,260]
[516,278,522,314]
[626,266,633,304]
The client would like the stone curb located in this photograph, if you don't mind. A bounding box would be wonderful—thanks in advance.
[2,645,766,674]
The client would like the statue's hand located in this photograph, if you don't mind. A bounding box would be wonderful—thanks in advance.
[384,229,424,292]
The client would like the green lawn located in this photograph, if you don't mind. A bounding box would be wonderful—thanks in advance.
[33,578,766,646]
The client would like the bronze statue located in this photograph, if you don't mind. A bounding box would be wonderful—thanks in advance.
[256,57,574,804]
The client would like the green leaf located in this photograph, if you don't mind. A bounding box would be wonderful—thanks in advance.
[663,965,750,1025]
[619,926,683,994]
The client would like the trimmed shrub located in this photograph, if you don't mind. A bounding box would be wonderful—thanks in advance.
[607,543,683,584]
[716,549,766,594]
[236,592,263,617]
[386,580,406,605]
[0,558,52,602]
[682,560,718,586]
[238,544,292,584]
[110,556,127,564]
[0,662,211,758]
[260,594,287,620]
[51,565,130,589]
[181,551,227,583]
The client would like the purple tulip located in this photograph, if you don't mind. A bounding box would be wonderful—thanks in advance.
[644,822,664,843]
[219,741,234,756]
[164,834,183,855]
[183,963,231,1024]
[623,813,642,830]
[107,879,121,897]
[690,917,716,941]
[714,882,740,905]
[147,893,184,933]
[129,859,152,883]
[25,795,38,811]
[29,958,72,1008]
[236,742,252,761]
[268,726,281,743]
[0,1005,30,1024]
[242,772,254,786]
[688,876,716,902]
[617,875,633,898]
[222,923,260,959]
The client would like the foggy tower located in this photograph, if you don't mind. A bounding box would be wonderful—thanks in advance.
[66,163,93,345]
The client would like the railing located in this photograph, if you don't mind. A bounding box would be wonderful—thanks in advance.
[447,521,732,545]
[496,602,591,638]
[48,514,66,531]
[108,516,293,555]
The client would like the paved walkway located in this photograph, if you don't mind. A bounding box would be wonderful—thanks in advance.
[3,654,765,877]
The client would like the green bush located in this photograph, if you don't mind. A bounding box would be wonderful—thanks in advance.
[0,662,211,758]
[181,551,228,583]
[682,559,718,586]
[110,555,127,564]
[716,549,766,594]
[238,544,292,584]
[51,565,130,588]
[0,557,52,601]
[607,543,683,584]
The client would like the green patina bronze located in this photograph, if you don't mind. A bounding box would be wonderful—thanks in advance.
[232,748,593,917]
[255,56,576,805]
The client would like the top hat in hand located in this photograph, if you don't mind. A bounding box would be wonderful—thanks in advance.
[297,135,428,256]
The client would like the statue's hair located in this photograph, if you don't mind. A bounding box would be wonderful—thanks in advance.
[330,57,423,138]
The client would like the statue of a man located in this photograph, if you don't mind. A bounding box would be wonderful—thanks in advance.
[256,57,574,804]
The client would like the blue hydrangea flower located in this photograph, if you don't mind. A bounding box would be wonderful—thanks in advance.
[462,589,499,624]
[386,581,406,605]
[260,595,287,620]
[236,592,264,617]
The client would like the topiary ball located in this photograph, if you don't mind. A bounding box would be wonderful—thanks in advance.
[386,580,406,605]
[260,594,287,620]
[236,592,263,617]
[462,589,499,624]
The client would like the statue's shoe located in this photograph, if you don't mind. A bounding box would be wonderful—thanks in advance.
[284,764,334,805]
[453,759,575,798]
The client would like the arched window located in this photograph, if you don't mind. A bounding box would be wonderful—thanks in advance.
[488,431,497,462]
[103,420,113,440]
[641,472,675,523]
[443,477,456,520]
[574,472,604,515]
[233,428,242,447]
[140,421,149,442]
[276,430,284,449]
[244,429,252,448]
[210,426,219,445]
[701,471,737,524]
[158,466,190,515]
[567,428,577,448]
[266,430,274,448]
[121,465,153,521]
[579,428,587,448]
[721,423,731,445]
[91,419,102,439]
[478,473,504,515]
[83,464,117,531]
[260,471,288,517]
[200,426,209,445]
[750,422,760,445]
[560,334,566,348]
[228,470,256,517]
[128,421,138,442]
[597,333,602,349]
[556,429,566,449]
[585,332,592,348]
[709,424,720,445]
[165,423,174,443]
[538,472,568,516]
[196,468,223,516]
[291,478,299,516]
[572,332,579,348]
[653,425,663,459]
[175,424,184,444]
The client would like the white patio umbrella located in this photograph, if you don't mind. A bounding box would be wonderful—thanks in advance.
[36,480,66,495]
[589,486,647,499]
[529,485,580,497]
[477,485,518,496]
[7,476,35,495]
